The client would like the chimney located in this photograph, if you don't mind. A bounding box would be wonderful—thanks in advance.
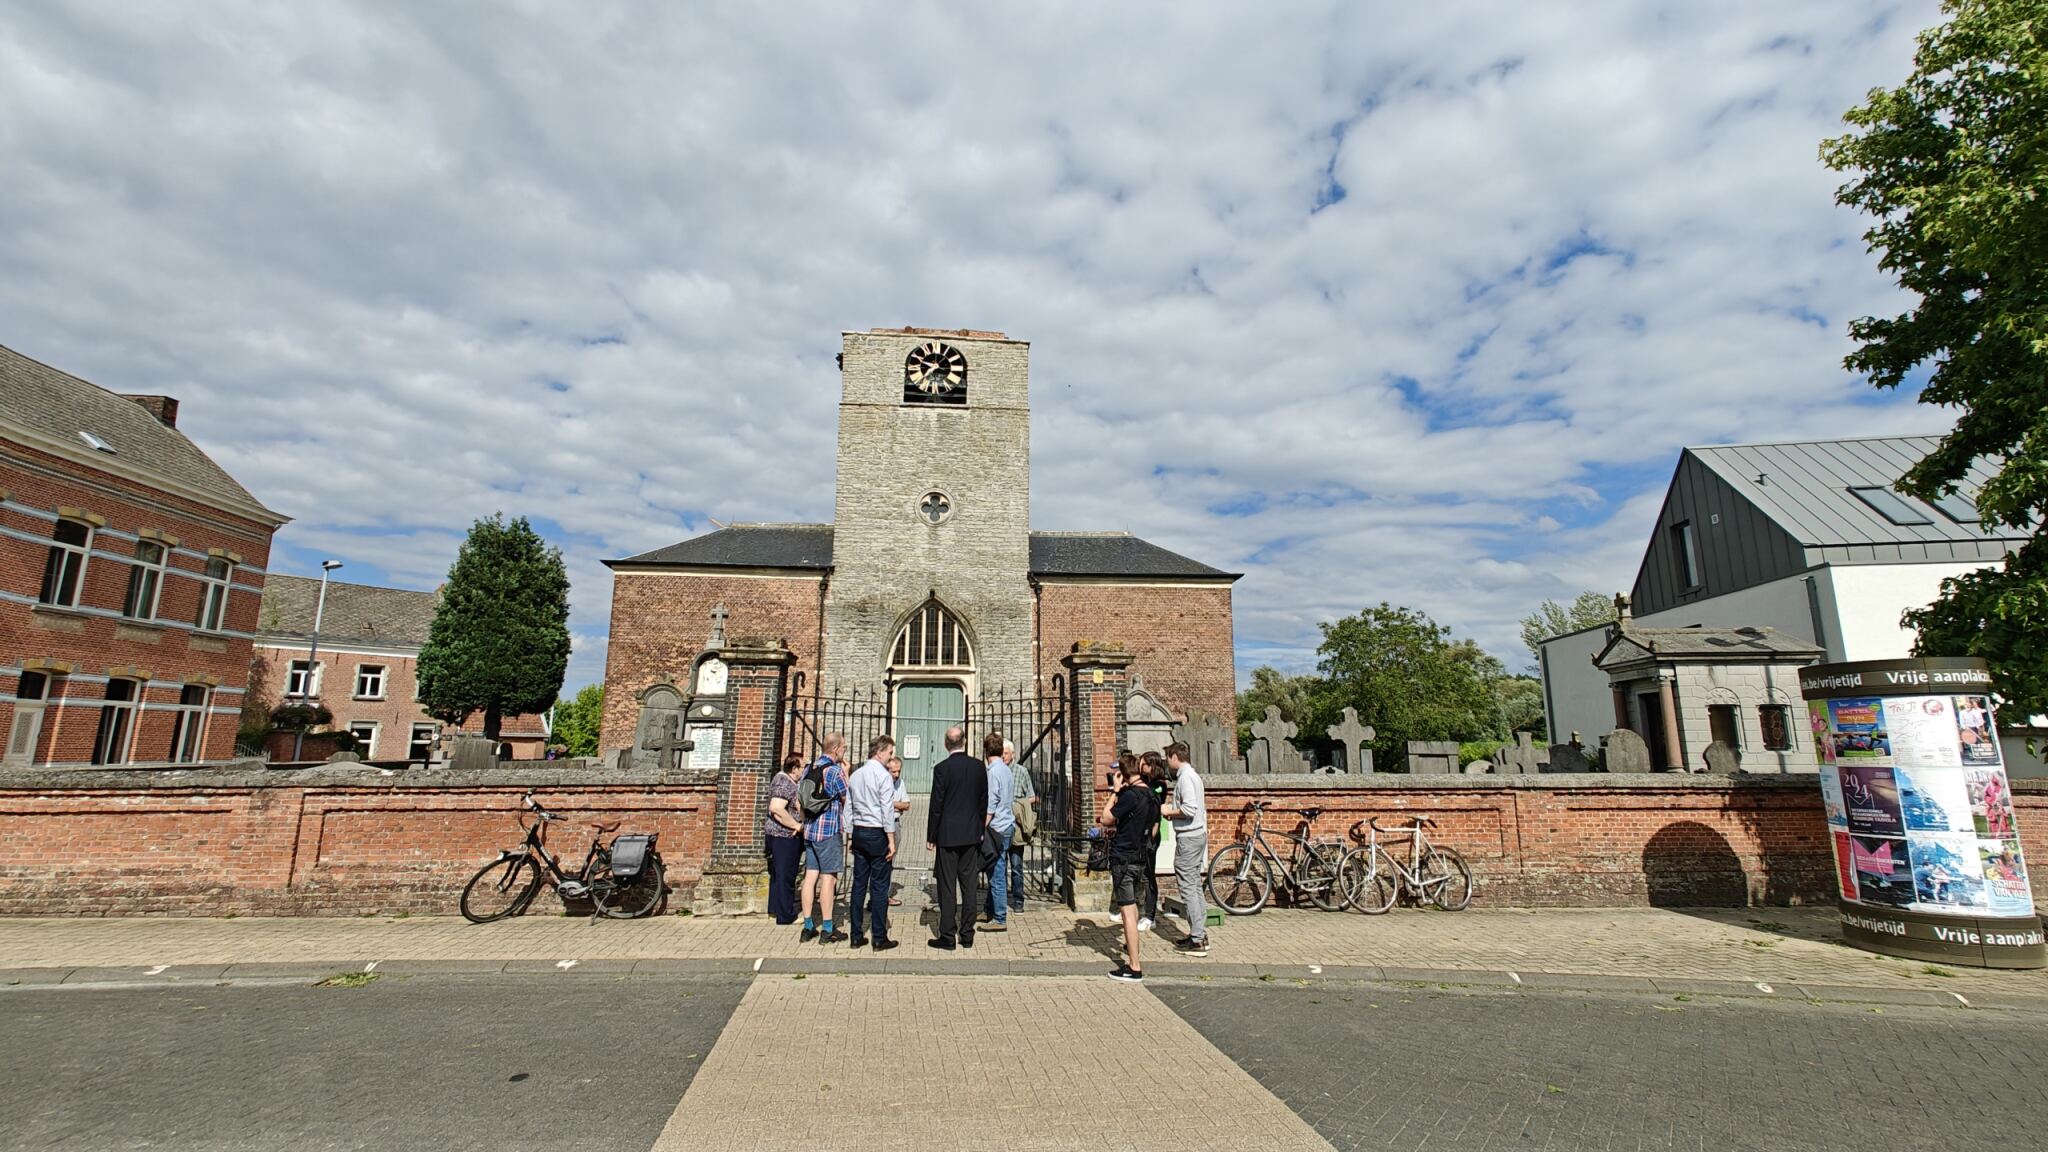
[121,395,180,428]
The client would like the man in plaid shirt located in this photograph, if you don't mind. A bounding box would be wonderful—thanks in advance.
[798,732,850,944]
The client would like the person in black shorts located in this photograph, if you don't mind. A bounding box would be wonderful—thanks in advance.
[1097,752,1158,982]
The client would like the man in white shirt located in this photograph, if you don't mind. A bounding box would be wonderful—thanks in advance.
[845,735,901,951]
[1002,738,1035,916]
[1161,740,1210,956]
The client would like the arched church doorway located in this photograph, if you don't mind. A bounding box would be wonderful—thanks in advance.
[889,599,972,792]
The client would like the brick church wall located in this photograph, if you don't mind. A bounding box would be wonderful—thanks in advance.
[599,571,823,752]
[1037,582,1237,735]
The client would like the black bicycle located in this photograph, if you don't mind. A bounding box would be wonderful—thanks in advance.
[459,792,667,922]
[1205,801,1352,915]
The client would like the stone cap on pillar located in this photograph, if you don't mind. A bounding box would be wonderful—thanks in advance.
[716,639,796,666]
[1062,641,1134,671]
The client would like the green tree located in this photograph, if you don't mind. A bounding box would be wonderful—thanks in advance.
[1518,591,1618,667]
[1315,603,1498,767]
[1496,675,1548,740]
[1823,0,2048,717]
[551,683,605,757]
[1234,666,1328,752]
[417,514,571,741]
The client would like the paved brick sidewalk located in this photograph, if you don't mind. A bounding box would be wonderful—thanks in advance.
[4,905,2045,994]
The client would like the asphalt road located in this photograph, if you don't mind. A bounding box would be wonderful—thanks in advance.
[1154,980,2048,1152]
[0,974,750,1152]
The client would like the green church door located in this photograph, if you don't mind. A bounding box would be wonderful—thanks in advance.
[895,683,965,793]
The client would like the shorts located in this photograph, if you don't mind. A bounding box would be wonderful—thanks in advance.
[803,835,844,874]
[1111,860,1148,909]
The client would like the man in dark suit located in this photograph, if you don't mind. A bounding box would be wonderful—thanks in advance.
[926,725,989,950]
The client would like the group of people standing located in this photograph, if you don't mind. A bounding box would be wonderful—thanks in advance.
[761,726,1211,982]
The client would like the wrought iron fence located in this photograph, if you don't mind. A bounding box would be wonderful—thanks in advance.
[782,674,893,766]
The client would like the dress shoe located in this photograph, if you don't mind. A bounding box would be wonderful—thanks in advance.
[799,926,818,943]
[849,937,868,949]
[959,932,975,949]
[927,937,956,951]
[872,938,899,953]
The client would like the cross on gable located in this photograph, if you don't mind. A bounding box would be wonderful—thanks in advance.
[708,603,729,648]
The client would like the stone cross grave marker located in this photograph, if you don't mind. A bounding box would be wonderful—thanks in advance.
[1496,731,1547,775]
[631,683,692,772]
[1325,707,1376,774]
[1172,713,1239,775]
[1702,740,1742,775]
[1602,728,1652,774]
[1248,706,1310,774]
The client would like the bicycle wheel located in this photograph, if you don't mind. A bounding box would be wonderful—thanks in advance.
[460,855,540,923]
[592,852,668,919]
[1420,847,1474,911]
[1334,847,1377,912]
[1205,843,1271,915]
[1349,847,1398,914]
[1304,848,1349,912]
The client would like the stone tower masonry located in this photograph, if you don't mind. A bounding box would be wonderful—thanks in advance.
[822,328,1033,691]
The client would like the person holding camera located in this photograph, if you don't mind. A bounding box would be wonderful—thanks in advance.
[1096,751,1159,982]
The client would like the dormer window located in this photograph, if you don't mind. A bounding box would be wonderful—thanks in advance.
[79,431,115,454]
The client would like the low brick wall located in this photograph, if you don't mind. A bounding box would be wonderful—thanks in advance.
[1203,775,2048,908]
[0,765,717,916]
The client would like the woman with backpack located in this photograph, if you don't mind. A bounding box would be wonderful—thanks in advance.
[764,752,807,925]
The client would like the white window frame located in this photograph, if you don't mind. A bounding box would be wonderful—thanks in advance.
[196,557,233,632]
[408,722,439,762]
[285,659,322,700]
[347,721,379,758]
[170,684,212,763]
[39,519,93,608]
[354,664,387,700]
[93,678,140,766]
[125,539,168,621]
[6,671,51,764]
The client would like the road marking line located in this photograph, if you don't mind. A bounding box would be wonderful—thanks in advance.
[752,957,763,972]
[363,961,378,972]
[1754,982,1773,994]
[145,965,169,976]
[1507,970,1522,984]
[557,959,579,970]
[1308,965,1322,974]
[1951,992,1971,1007]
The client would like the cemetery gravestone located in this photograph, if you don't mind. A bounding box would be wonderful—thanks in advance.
[1172,713,1240,775]
[446,735,499,773]
[1702,740,1741,775]
[1547,738,1592,774]
[1602,729,1652,774]
[630,682,691,772]
[1248,707,1312,774]
[1496,731,1548,775]
[1326,707,1376,775]
[1406,741,1461,775]
[1463,759,1494,774]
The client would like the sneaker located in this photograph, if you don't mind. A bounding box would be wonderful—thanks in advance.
[799,926,818,944]
[983,921,1008,933]
[1137,917,1155,933]
[821,929,847,945]
[1173,937,1211,956]
[1107,965,1145,983]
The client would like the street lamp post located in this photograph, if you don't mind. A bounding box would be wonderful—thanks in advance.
[292,560,344,761]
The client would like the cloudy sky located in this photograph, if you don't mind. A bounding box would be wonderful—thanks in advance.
[1,2,1951,690]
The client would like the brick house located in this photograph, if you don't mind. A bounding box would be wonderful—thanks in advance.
[599,328,1240,785]
[1,343,287,767]
[253,575,550,761]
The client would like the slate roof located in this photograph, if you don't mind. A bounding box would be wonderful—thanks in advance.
[1690,436,2025,551]
[1596,624,1825,668]
[256,575,440,648]
[0,343,283,523]
[610,525,1237,580]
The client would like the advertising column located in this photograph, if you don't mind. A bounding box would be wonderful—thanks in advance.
[1802,658,2043,968]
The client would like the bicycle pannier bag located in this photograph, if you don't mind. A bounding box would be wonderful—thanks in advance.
[609,834,655,881]
[797,764,833,821]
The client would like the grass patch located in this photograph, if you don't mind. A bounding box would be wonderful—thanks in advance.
[1921,965,1955,978]
[317,971,381,989]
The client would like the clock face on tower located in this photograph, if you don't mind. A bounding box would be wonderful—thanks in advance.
[903,342,968,406]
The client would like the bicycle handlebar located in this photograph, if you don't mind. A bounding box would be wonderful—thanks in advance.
[1362,815,1435,833]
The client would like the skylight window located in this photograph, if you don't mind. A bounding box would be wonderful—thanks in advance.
[1931,492,1982,524]
[1848,486,1932,526]
[78,431,115,454]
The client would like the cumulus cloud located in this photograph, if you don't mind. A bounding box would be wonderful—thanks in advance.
[0,1,1950,690]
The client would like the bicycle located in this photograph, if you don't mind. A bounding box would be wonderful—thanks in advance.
[459,791,667,923]
[1346,816,1473,913]
[1205,800,1354,915]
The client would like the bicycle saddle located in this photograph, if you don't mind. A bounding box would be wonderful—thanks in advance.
[1299,807,1323,819]
[584,820,622,834]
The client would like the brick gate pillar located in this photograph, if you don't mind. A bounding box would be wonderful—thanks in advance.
[1062,641,1132,911]
[694,639,796,915]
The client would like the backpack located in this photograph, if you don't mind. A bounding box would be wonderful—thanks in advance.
[797,762,833,822]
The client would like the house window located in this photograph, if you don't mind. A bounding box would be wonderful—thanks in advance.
[1848,486,1933,526]
[889,600,974,668]
[170,684,211,763]
[125,540,167,620]
[92,678,139,765]
[5,671,50,764]
[195,558,233,631]
[1707,704,1741,750]
[285,659,320,699]
[1670,521,1700,591]
[347,721,378,758]
[1931,492,1981,524]
[39,520,93,608]
[408,723,438,762]
[1758,705,1794,752]
[354,665,387,700]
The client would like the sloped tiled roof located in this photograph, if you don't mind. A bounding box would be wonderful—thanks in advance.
[609,525,1236,580]
[257,575,439,648]
[1690,436,2025,550]
[0,343,283,523]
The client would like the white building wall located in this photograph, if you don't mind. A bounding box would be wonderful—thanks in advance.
[1820,561,1993,661]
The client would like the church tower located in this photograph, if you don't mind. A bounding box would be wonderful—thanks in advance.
[823,328,1033,696]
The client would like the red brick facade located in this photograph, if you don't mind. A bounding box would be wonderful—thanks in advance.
[1035,580,1237,732]
[2,439,279,768]
[249,641,548,761]
[599,570,825,752]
